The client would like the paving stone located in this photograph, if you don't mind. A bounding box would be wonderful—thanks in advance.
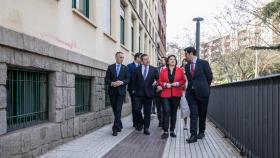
[40,115,134,158]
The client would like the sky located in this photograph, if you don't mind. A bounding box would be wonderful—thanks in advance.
[166,0,271,46]
[166,0,234,45]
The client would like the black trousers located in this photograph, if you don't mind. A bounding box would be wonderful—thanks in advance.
[135,96,153,130]
[152,97,156,113]
[186,90,209,135]
[129,92,137,127]
[109,94,125,131]
[155,94,163,125]
[162,97,180,132]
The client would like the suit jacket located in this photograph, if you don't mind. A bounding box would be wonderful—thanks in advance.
[105,64,130,96]
[159,67,186,98]
[127,62,138,92]
[185,59,213,98]
[132,65,159,98]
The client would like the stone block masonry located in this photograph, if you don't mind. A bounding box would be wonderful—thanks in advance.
[0,26,132,158]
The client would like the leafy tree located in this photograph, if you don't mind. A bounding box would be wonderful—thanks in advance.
[261,0,280,22]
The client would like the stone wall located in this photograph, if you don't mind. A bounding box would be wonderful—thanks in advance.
[0,26,131,158]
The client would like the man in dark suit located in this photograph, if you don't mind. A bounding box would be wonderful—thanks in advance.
[132,54,159,135]
[184,47,213,143]
[105,52,130,136]
[127,52,142,128]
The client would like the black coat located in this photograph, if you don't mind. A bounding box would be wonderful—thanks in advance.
[185,59,213,98]
[105,64,130,96]
[132,65,159,98]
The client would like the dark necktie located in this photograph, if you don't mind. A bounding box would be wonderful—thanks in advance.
[191,62,195,77]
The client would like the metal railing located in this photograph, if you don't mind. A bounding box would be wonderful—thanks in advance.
[75,77,91,115]
[6,69,48,131]
[208,74,280,158]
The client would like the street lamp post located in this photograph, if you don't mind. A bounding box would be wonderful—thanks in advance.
[193,17,204,59]
[255,36,259,78]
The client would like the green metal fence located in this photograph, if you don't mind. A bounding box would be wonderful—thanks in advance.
[6,69,48,131]
[75,77,91,115]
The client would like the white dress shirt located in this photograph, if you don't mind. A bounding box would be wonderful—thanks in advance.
[134,62,139,67]
[190,56,197,70]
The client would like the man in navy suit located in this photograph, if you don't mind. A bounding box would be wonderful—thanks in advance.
[105,52,130,136]
[184,47,213,143]
[132,54,159,135]
[127,53,142,128]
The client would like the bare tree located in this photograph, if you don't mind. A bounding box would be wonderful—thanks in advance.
[234,0,280,36]
[202,1,280,83]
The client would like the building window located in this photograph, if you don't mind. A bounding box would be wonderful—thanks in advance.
[154,30,156,41]
[132,0,137,9]
[131,19,135,52]
[139,34,141,52]
[72,0,89,18]
[139,1,143,19]
[144,35,147,52]
[105,85,111,107]
[131,26,134,52]
[6,69,48,131]
[149,20,151,33]
[120,4,125,45]
[75,77,91,115]
[104,0,112,35]
[152,28,154,40]
[155,6,157,18]
[145,11,148,26]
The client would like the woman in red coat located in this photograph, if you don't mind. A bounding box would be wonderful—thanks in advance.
[159,55,186,139]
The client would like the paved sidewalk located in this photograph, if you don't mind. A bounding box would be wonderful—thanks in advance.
[103,115,167,158]
[40,116,134,158]
[41,113,243,158]
[163,113,243,158]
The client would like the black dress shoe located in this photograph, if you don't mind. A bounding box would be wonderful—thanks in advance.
[158,122,162,127]
[135,125,139,131]
[136,125,143,131]
[187,135,197,143]
[112,131,118,136]
[143,129,150,135]
[161,132,169,139]
[197,133,205,139]
[117,129,122,132]
[170,131,176,138]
